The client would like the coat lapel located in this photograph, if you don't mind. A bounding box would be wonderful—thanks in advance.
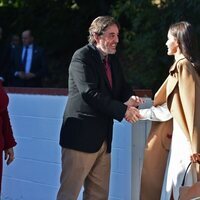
[166,57,186,97]
[166,74,178,99]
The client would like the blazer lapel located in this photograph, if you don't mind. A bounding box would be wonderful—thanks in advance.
[89,44,113,91]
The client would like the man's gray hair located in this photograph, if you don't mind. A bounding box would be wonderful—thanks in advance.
[88,16,120,44]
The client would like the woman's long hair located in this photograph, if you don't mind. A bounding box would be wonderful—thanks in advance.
[169,21,200,75]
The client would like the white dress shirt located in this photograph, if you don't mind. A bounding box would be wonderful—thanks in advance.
[22,44,33,73]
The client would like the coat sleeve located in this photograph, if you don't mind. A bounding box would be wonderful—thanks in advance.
[2,108,17,150]
[140,103,172,121]
[34,47,47,78]
[178,61,200,180]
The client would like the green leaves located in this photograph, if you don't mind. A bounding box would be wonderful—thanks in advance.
[111,0,200,93]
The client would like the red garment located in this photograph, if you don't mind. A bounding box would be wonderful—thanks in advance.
[0,81,16,190]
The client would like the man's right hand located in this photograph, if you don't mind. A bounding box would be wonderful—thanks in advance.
[124,95,144,107]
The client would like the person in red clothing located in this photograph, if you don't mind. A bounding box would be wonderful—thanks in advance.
[0,80,16,191]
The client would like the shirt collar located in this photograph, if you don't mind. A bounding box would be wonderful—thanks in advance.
[24,44,33,49]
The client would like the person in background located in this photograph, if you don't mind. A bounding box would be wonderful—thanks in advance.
[2,34,20,86]
[137,21,200,200]
[10,34,20,48]
[10,29,47,87]
[0,27,6,84]
[56,16,143,200]
[0,80,17,191]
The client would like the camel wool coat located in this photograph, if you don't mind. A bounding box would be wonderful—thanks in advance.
[140,57,200,200]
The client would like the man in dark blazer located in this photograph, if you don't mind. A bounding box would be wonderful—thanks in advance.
[57,16,142,200]
[10,30,47,87]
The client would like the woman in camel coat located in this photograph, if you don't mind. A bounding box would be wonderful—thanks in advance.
[139,21,200,200]
[0,80,16,191]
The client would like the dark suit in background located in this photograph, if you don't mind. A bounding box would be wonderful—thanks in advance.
[10,44,46,87]
[0,34,20,86]
[0,27,7,84]
[10,30,47,87]
[0,40,6,82]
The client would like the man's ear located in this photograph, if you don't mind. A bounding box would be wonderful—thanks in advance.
[93,33,100,43]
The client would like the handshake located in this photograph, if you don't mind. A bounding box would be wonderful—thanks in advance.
[124,95,144,123]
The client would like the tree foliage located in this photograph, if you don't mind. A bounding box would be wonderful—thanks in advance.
[112,0,200,93]
[0,0,200,91]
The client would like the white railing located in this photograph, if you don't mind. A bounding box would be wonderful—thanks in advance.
[2,93,152,200]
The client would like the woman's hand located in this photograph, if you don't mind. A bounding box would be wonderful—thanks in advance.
[4,148,15,165]
[190,153,200,164]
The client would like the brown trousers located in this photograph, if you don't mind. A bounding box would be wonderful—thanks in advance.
[57,142,111,200]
